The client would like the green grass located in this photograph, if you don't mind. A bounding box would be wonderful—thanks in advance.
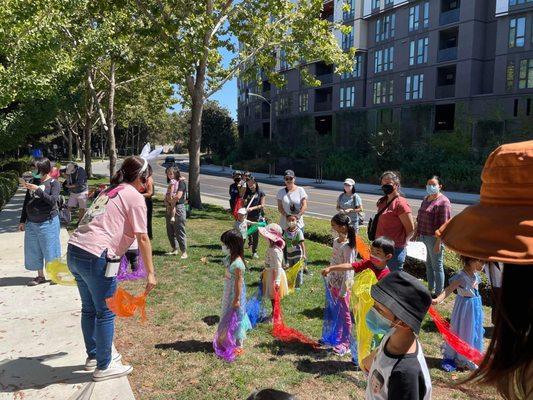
[113,198,498,400]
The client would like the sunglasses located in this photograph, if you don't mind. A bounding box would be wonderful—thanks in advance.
[284,177,294,181]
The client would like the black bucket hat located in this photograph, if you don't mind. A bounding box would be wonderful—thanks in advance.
[371,271,431,334]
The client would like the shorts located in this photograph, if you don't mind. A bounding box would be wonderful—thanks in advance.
[68,191,88,209]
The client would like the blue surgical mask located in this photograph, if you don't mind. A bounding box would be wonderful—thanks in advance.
[426,184,439,195]
[366,307,394,335]
[31,170,41,179]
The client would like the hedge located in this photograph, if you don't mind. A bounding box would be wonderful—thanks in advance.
[0,157,31,175]
[0,171,19,209]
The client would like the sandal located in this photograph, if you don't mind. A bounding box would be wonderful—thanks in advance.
[28,276,46,286]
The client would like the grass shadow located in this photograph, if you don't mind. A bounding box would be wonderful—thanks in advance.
[295,358,357,376]
[189,244,220,250]
[306,259,330,267]
[155,340,212,354]
[425,356,443,370]
[202,315,220,326]
[421,318,439,333]
[248,266,263,273]
[300,307,323,319]
[256,340,328,357]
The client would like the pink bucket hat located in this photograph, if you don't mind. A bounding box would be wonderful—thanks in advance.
[259,223,285,248]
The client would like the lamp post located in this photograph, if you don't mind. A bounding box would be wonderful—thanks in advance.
[247,92,274,177]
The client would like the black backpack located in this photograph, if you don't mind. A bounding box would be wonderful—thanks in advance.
[367,196,396,241]
[57,195,71,226]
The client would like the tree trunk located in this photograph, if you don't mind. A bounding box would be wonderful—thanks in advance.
[108,61,117,178]
[67,127,73,161]
[84,70,94,177]
[188,89,205,209]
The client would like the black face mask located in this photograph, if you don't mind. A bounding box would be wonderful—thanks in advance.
[234,178,241,183]
[382,184,394,195]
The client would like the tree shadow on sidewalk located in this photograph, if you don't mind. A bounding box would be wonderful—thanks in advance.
[0,276,31,287]
[0,352,90,393]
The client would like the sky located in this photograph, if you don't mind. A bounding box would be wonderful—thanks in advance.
[170,46,238,119]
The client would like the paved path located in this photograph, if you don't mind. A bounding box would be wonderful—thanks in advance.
[0,190,135,400]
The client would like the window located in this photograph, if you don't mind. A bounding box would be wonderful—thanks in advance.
[342,27,354,51]
[376,13,396,42]
[509,0,533,5]
[519,59,533,89]
[385,0,393,5]
[340,85,356,108]
[298,92,309,112]
[341,54,363,80]
[409,37,429,65]
[343,0,355,20]
[276,96,291,115]
[374,47,394,73]
[373,80,394,104]
[405,74,424,100]
[507,61,515,91]
[279,49,288,70]
[372,0,380,9]
[513,99,519,116]
[409,2,429,31]
[509,17,526,48]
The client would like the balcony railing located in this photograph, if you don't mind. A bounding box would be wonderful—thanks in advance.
[435,84,455,99]
[318,73,333,85]
[439,8,460,25]
[314,101,332,112]
[437,47,458,62]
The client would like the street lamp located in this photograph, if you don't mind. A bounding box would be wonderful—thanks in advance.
[247,91,275,178]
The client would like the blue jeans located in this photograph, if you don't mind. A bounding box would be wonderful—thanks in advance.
[388,247,407,272]
[24,216,61,271]
[67,244,117,370]
[420,235,444,294]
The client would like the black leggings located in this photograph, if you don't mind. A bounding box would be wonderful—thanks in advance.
[145,197,153,239]
[248,216,260,253]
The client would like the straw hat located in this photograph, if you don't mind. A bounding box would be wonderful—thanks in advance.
[259,223,285,248]
[436,140,533,264]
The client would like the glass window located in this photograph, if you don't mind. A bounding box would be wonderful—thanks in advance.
[509,17,526,48]
[342,27,354,51]
[279,49,288,70]
[423,2,430,27]
[376,13,395,42]
[343,0,355,20]
[409,41,416,65]
[375,47,393,73]
[372,0,380,9]
[340,85,356,108]
[406,74,424,100]
[509,0,533,5]
[341,54,363,80]
[409,38,429,66]
[373,80,393,104]
[385,0,393,5]
[507,61,515,91]
[519,59,533,89]
[298,92,309,112]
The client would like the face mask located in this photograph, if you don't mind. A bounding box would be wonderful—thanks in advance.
[366,307,394,335]
[370,255,385,265]
[31,170,41,179]
[221,244,230,255]
[381,184,394,195]
[234,178,241,183]
[426,184,440,195]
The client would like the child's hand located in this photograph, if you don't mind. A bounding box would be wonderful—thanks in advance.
[431,298,440,305]
[321,267,330,277]
[232,299,240,309]
[274,284,280,291]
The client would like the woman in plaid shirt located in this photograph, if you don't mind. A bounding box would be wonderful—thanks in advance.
[415,175,451,297]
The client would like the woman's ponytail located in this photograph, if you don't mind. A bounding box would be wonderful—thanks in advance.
[110,156,148,186]
[111,168,125,185]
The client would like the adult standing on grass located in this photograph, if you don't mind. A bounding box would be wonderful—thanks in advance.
[436,140,533,400]
[277,170,308,231]
[67,156,156,382]
[18,157,61,286]
[336,178,363,233]
[164,166,188,259]
[243,176,266,259]
[374,171,415,272]
[65,162,89,222]
[414,175,451,297]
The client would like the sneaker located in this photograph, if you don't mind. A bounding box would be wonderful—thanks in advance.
[303,268,309,275]
[333,346,351,357]
[170,217,175,223]
[252,253,259,259]
[92,360,133,382]
[234,348,245,357]
[85,352,123,371]
[441,359,457,372]
[180,252,188,259]
[28,276,46,286]
[165,250,179,256]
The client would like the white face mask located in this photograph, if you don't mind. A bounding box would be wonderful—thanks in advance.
[221,244,230,255]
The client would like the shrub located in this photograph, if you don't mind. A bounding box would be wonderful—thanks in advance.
[0,171,19,209]
[0,157,31,175]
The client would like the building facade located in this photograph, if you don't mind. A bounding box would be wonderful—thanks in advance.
[237,0,533,147]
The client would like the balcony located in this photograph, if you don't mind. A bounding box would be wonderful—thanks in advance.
[435,84,455,98]
[315,87,332,112]
[315,101,332,112]
[438,47,457,62]
[439,8,459,25]
[318,73,333,85]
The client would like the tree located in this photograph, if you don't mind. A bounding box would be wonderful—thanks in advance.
[200,101,237,160]
[132,0,354,208]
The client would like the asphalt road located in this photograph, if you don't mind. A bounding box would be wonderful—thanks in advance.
[150,155,469,220]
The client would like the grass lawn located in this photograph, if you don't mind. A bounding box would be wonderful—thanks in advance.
[112,198,499,400]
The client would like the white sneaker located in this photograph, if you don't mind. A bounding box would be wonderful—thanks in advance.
[180,252,188,259]
[92,360,133,382]
[85,352,122,371]
[170,216,175,222]
[165,250,179,256]
[253,253,259,259]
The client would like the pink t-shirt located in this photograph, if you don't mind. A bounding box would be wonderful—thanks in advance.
[69,183,147,258]
[375,196,412,248]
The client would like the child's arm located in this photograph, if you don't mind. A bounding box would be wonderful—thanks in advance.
[273,249,283,287]
[300,240,306,260]
[432,279,462,304]
[362,348,379,373]
[321,263,353,276]
[233,268,242,308]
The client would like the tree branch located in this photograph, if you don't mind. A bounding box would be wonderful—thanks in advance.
[87,70,109,132]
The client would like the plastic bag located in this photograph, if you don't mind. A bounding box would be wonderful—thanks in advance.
[428,306,484,366]
[232,197,243,220]
[320,279,344,347]
[246,221,267,236]
[213,310,239,362]
[272,289,319,349]
[117,251,147,281]
[106,287,147,322]
[285,258,304,294]
[351,269,378,366]
[246,280,268,328]
[356,235,370,260]
[46,258,77,286]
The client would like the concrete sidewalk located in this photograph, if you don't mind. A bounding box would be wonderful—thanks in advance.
[185,160,480,205]
[0,189,135,400]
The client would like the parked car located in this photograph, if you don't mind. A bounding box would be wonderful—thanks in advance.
[162,156,176,167]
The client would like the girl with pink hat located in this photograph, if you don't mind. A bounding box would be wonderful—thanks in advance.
[259,223,289,312]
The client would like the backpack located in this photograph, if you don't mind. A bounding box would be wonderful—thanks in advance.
[184,185,192,218]
[57,194,71,226]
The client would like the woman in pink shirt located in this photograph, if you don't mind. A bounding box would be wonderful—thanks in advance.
[375,171,415,271]
[67,156,156,382]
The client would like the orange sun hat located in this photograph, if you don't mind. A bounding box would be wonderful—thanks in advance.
[436,140,533,264]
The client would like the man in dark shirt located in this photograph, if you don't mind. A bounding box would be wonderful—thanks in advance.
[229,171,245,212]
[65,162,88,221]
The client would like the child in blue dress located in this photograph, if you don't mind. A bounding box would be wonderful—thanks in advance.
[216,229,252,357]
[433,255,485,371]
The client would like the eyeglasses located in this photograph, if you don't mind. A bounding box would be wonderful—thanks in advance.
[284,177,294,181]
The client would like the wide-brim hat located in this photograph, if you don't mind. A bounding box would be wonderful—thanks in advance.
[259,223,285,248]
[436,140,533,264]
